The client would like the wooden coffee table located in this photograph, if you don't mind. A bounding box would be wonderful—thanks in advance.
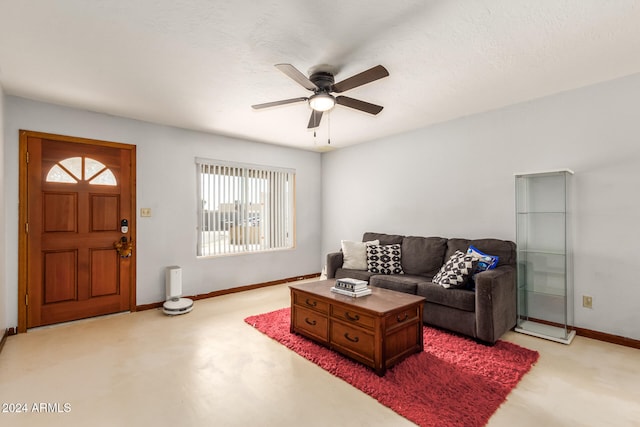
[289,279,425,376]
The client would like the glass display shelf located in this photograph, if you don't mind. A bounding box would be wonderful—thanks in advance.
[518,284,567,297]
[515,169,574,345]
[516,212,566,216]
[518,249,566,256]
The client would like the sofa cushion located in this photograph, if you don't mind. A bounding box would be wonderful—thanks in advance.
[432,250,478,288]
[369,274,429,294]
[471,239,516,266]
[362,232,404,245]
[417,282,476,312]
[422,301,477,338]
[341,239,379,270]
[366,244,404,275]
[445,238,472,261]
[446,238,516,267]
[401,236,447,276]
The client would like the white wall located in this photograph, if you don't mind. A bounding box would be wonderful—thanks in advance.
[5,73,640,340]
[0,84,6,333]
[3,96,322,327]
[322,72,640,341]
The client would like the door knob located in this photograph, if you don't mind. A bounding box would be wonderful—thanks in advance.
[114,236,134,258]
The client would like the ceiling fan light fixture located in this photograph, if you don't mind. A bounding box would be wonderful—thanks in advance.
[308,93,335,112]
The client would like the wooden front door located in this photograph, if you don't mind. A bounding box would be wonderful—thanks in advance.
[19,131,136,330]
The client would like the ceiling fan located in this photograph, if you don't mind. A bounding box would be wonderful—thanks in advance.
[252,63,389,129]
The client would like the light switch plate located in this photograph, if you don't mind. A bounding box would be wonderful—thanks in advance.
[140,208,152,217]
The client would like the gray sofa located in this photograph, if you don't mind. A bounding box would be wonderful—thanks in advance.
[326,232,517,344]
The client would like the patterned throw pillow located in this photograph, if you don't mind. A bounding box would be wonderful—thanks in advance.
[366,244,404,275]
[433,250,479,289]
[466,245,499,290]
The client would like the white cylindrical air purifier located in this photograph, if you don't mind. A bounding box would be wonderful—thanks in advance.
[162,266,194,315]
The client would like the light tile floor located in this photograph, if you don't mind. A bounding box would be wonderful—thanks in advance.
[1,279,639,427]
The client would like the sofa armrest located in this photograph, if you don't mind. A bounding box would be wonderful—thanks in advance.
[474,265,517,344]
[326,251,343,279]
[327,251,344,279]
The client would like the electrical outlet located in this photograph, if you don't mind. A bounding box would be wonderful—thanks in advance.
[583,295,593,309]
[140,208,152,217]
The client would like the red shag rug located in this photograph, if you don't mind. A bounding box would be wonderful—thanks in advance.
[245,307,539,427]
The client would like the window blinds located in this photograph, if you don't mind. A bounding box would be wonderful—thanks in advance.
[196,158,295,256]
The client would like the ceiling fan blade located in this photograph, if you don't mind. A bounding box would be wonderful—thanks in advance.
[307,110,323,129]
[336,96,383,115]
[251,97,308,109]
[332,65,389,93]
[275,64,318,91]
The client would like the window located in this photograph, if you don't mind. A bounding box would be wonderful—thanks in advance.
[46,157,117,186]
[196,158,295,256]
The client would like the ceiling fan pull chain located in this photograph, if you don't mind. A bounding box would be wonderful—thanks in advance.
[328,112,331,145]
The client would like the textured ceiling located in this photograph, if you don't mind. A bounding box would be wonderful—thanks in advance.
[1,1,640,151]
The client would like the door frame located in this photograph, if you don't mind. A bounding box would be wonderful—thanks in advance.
[18,130,137,333]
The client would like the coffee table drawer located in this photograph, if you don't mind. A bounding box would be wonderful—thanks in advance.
[330,321,375,361]
[331,306,375,329]
[384,305,421,330]
[293,291,329,314]
[293,306,328,341]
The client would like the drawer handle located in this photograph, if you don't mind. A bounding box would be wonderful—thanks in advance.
[396,313,409,323]
[304,318,317,326]
[305,298,317,307]
[344,333,359,343]
[345,312,360,322]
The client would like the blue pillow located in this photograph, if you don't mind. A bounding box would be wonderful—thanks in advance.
[466,245,499,290]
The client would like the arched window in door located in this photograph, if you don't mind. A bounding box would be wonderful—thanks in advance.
[46,157,117,186]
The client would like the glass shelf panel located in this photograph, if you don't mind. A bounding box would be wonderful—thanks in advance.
[517,251,566,296]
[516,172,567,213]
[516,212,566,254]
[518,249,566,256]
[517,291,567,323]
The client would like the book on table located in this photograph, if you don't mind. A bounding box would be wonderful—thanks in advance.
[332,278,370,297]
[330,287,372,297]
[334,278,368,292]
